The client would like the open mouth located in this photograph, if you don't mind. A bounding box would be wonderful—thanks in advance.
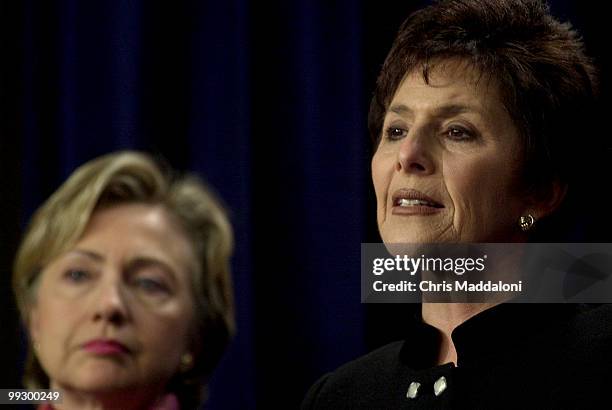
[391,189,444,213]
[395,198,444,208]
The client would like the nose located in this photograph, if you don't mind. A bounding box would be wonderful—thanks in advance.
[395,125,435,175]
[92,275,130,325]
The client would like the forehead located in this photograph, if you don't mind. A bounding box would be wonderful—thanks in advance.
[82,203,178,241]
[389,60,507,120]
[75,203,198,273]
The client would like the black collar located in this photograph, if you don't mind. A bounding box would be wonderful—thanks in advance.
[399,303,582,369]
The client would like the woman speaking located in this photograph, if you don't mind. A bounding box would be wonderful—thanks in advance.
[303,0,611,408]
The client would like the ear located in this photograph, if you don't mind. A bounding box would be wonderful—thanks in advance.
[527,179,568,221]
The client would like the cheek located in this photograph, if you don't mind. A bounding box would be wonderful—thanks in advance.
[445,156,521,230]
[443,156,480,204]
[33,295,80,373]
[138,303,193,357]
[371,153,393,206]
[35,289,76,341]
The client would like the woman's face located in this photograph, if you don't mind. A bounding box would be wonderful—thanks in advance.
[372,62,531,243]
[29,203,196,395]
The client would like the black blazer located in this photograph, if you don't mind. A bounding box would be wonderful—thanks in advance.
[302,304,612,409]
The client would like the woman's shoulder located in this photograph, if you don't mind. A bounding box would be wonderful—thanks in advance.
[301,340,410,409]
[559,304,612,356]
[574,302,612,321]
[324,339,405,379]
[561,303,612,338]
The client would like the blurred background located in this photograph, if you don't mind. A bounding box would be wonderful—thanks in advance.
[0,1,609,408]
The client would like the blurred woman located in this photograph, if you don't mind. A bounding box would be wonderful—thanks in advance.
[303,0,611,408]
[13,151,234,409]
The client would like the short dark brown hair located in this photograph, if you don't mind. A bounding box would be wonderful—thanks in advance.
[369,0,598,197]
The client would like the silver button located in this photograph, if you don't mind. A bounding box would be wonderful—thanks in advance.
[433,376,447,396]
[406,381,421,399]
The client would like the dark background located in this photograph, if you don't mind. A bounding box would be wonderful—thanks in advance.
[0,1,608,408]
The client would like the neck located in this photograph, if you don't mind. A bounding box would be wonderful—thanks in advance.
[51,381,164,410]
[421,302,497,365]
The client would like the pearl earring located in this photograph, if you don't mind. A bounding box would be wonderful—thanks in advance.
[180,352,194,372]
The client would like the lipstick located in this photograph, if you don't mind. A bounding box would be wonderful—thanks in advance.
[82,340,129,355]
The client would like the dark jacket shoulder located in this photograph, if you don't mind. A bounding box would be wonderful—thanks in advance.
[301,341,412,409]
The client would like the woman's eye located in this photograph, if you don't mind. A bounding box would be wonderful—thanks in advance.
[384,126,408,141]
[135,278,169,294]
[446,126,473,141]
[64,269,90,283]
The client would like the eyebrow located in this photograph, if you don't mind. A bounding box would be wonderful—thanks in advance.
[69,249,105,262]
[389,103,479,118]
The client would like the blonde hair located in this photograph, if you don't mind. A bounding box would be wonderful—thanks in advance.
[12,151,234,407]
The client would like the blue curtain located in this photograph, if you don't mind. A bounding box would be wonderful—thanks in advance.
[0,0,606,408]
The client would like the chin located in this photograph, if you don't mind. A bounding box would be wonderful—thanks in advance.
[380,226,448,244]
[73,378,134,394]
[64,364,138,393]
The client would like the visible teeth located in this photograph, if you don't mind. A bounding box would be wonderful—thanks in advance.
[399,199,434,207]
